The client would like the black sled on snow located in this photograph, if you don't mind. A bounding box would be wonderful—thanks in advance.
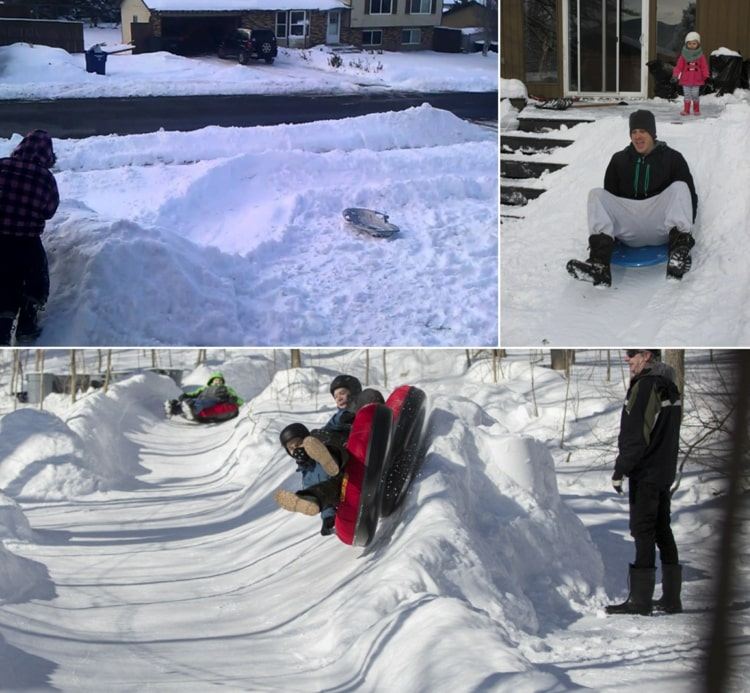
[335,385,427,547]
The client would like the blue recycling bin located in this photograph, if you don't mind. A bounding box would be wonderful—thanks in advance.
[85,47,108,75]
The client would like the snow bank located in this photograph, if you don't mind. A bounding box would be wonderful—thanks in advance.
[0,493,35,541]
[20,106,497,346]
[0,543,54,604]
[0,408,99,501]
[501,78,527,99]
[501,98,519,130]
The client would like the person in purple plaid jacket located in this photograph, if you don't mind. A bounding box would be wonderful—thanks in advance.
[0,129,59,343]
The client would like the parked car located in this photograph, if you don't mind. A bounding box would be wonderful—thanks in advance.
[218,28,277,65]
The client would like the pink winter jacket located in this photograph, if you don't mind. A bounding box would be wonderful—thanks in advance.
[672,54,709,87]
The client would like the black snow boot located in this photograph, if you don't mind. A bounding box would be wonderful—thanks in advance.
[15,301,42,344]
[653,563,683,614]
[605,565,655,616]
[566,233,614,287]
[0,311,14,346]
[667,228,695,280]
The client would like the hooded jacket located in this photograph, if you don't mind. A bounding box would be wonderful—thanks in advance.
[184,371,244,405]
[0,130,60,237]
[672,53,709,87]
[614,362,682,488]
[604,140,698,222]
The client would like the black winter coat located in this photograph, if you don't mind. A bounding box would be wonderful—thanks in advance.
[614,362,682,489]
[604,141,698,222]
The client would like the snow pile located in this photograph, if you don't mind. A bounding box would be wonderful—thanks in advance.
[0,543,54,605]
[501,78,527,99]
[501,96,750,345]
[0,493,35,541]
[500,97,519,129]
[9,106,497,346]
[0,41,497,100]
[0,408,100,501]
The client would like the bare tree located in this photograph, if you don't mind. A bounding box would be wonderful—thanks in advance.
[103,349,113,394]
[70,349,77,403]
[664,350,685,396]
[291,349,301,368]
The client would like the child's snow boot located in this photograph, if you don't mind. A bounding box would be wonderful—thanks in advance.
[566,233,614,287]
[605,565,655,616]
[180,399,196,420]
[667,227,695,280]
[653,563,683,614]
[274,489,320,516]
[303,435,340,476]
[692,100,700,115]
[680,100,691,116]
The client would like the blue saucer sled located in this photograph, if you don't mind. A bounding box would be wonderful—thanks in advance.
[611,241,668,268]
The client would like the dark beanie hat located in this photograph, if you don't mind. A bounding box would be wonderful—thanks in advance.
[629,110,657,140]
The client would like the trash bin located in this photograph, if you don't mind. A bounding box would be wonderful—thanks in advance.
[85,46,108,75]
[25,372,58,404]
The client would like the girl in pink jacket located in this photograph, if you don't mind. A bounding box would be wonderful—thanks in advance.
[673,31,709,116]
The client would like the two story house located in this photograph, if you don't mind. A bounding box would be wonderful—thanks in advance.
[120,0,441,52]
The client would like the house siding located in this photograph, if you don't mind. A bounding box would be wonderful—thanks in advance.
[120,0,152,43]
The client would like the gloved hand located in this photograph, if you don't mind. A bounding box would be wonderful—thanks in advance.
[670,76,678,84]
[612,473,624,495]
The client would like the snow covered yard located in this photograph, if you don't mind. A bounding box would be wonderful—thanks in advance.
[0,31,497,100]
[0,106,498,346]
[500,91,750,346]
[0,349,747,691]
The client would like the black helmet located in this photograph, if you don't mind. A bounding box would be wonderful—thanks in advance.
[279,422,310,452]
[351,388,385,412]
[329,374,362,397]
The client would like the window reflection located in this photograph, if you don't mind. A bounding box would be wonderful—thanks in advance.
[656,0,696,65]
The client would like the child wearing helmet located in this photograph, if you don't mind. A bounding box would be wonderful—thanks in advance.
[274,423,348,536]
[321,374,362,438]
[165,371,244,419]
[672,31,709,116]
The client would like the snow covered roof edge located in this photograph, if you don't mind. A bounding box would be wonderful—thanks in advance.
[142,0,349,11]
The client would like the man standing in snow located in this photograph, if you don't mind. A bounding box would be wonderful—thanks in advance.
[566,110,698,287]
[607,349,683,616]
[0,129,59,344]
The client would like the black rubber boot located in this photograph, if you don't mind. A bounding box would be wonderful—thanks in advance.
[653,563,683,614]
[605,565,655,615]
[667,228,695,280]
[566,233,614,287]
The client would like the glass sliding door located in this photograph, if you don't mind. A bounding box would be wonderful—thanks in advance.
[566,0,646,95]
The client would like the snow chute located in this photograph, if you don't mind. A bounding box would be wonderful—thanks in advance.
[335,385,427,547]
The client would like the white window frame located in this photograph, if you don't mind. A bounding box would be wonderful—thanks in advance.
[370,0,392,15]
[289,10,309,37]
[409,0,431,14]
[362,29,383,47]
[402,28,421,45]
[276,11,287,39]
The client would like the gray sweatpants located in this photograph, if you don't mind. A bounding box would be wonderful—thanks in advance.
[587,181,693,246]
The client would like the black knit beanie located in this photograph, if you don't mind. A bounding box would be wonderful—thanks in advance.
[629,110,657,140]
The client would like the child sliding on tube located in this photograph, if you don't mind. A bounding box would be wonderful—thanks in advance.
[672,31,709,116]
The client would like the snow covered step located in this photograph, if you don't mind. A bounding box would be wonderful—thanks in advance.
[517,115,594,133]
[500,158,566,179]
[500,183,545,206]
[501,134,574,154]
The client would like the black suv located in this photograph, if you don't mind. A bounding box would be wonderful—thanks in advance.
[218,28,278,65]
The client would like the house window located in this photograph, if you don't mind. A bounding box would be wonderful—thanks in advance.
[656,0,696,63]
[409,0,431,14]
[362,30,383,47]
[132,15,138,24]
[290,11,308,37]
[523,0,558,82]
[276,11,287,39]
[402,29,421,46]
[370,0,392,14]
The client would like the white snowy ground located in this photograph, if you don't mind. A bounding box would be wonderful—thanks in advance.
[0,106,498,346]
[0,349,747,691]
[0,24,497,100]
[500,90,750,346]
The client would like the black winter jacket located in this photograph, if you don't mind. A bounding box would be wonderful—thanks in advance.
[614,362,682,489]
[604,141,698,222]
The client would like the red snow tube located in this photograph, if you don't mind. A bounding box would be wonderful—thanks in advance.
[335,402,392,546]
[196,401,239,423]
[380,385,427,517]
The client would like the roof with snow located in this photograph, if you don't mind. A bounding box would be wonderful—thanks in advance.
[143,0,349,10]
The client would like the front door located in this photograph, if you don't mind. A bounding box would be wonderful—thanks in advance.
[564,0,649,96]
[326,11,341,44]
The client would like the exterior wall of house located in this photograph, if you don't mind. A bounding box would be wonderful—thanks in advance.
[240,10,328,47]
[121,0,151,44]
[350,0,440,29]
[441,5,485,28]
[696,0,750,58]
[341,19,434,49]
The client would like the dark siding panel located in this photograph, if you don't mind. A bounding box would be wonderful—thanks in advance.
[697,0,750,59]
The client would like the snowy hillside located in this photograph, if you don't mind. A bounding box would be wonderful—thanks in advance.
[1,349,747,691]
[0,106,498,346]
[501,91,750,346]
